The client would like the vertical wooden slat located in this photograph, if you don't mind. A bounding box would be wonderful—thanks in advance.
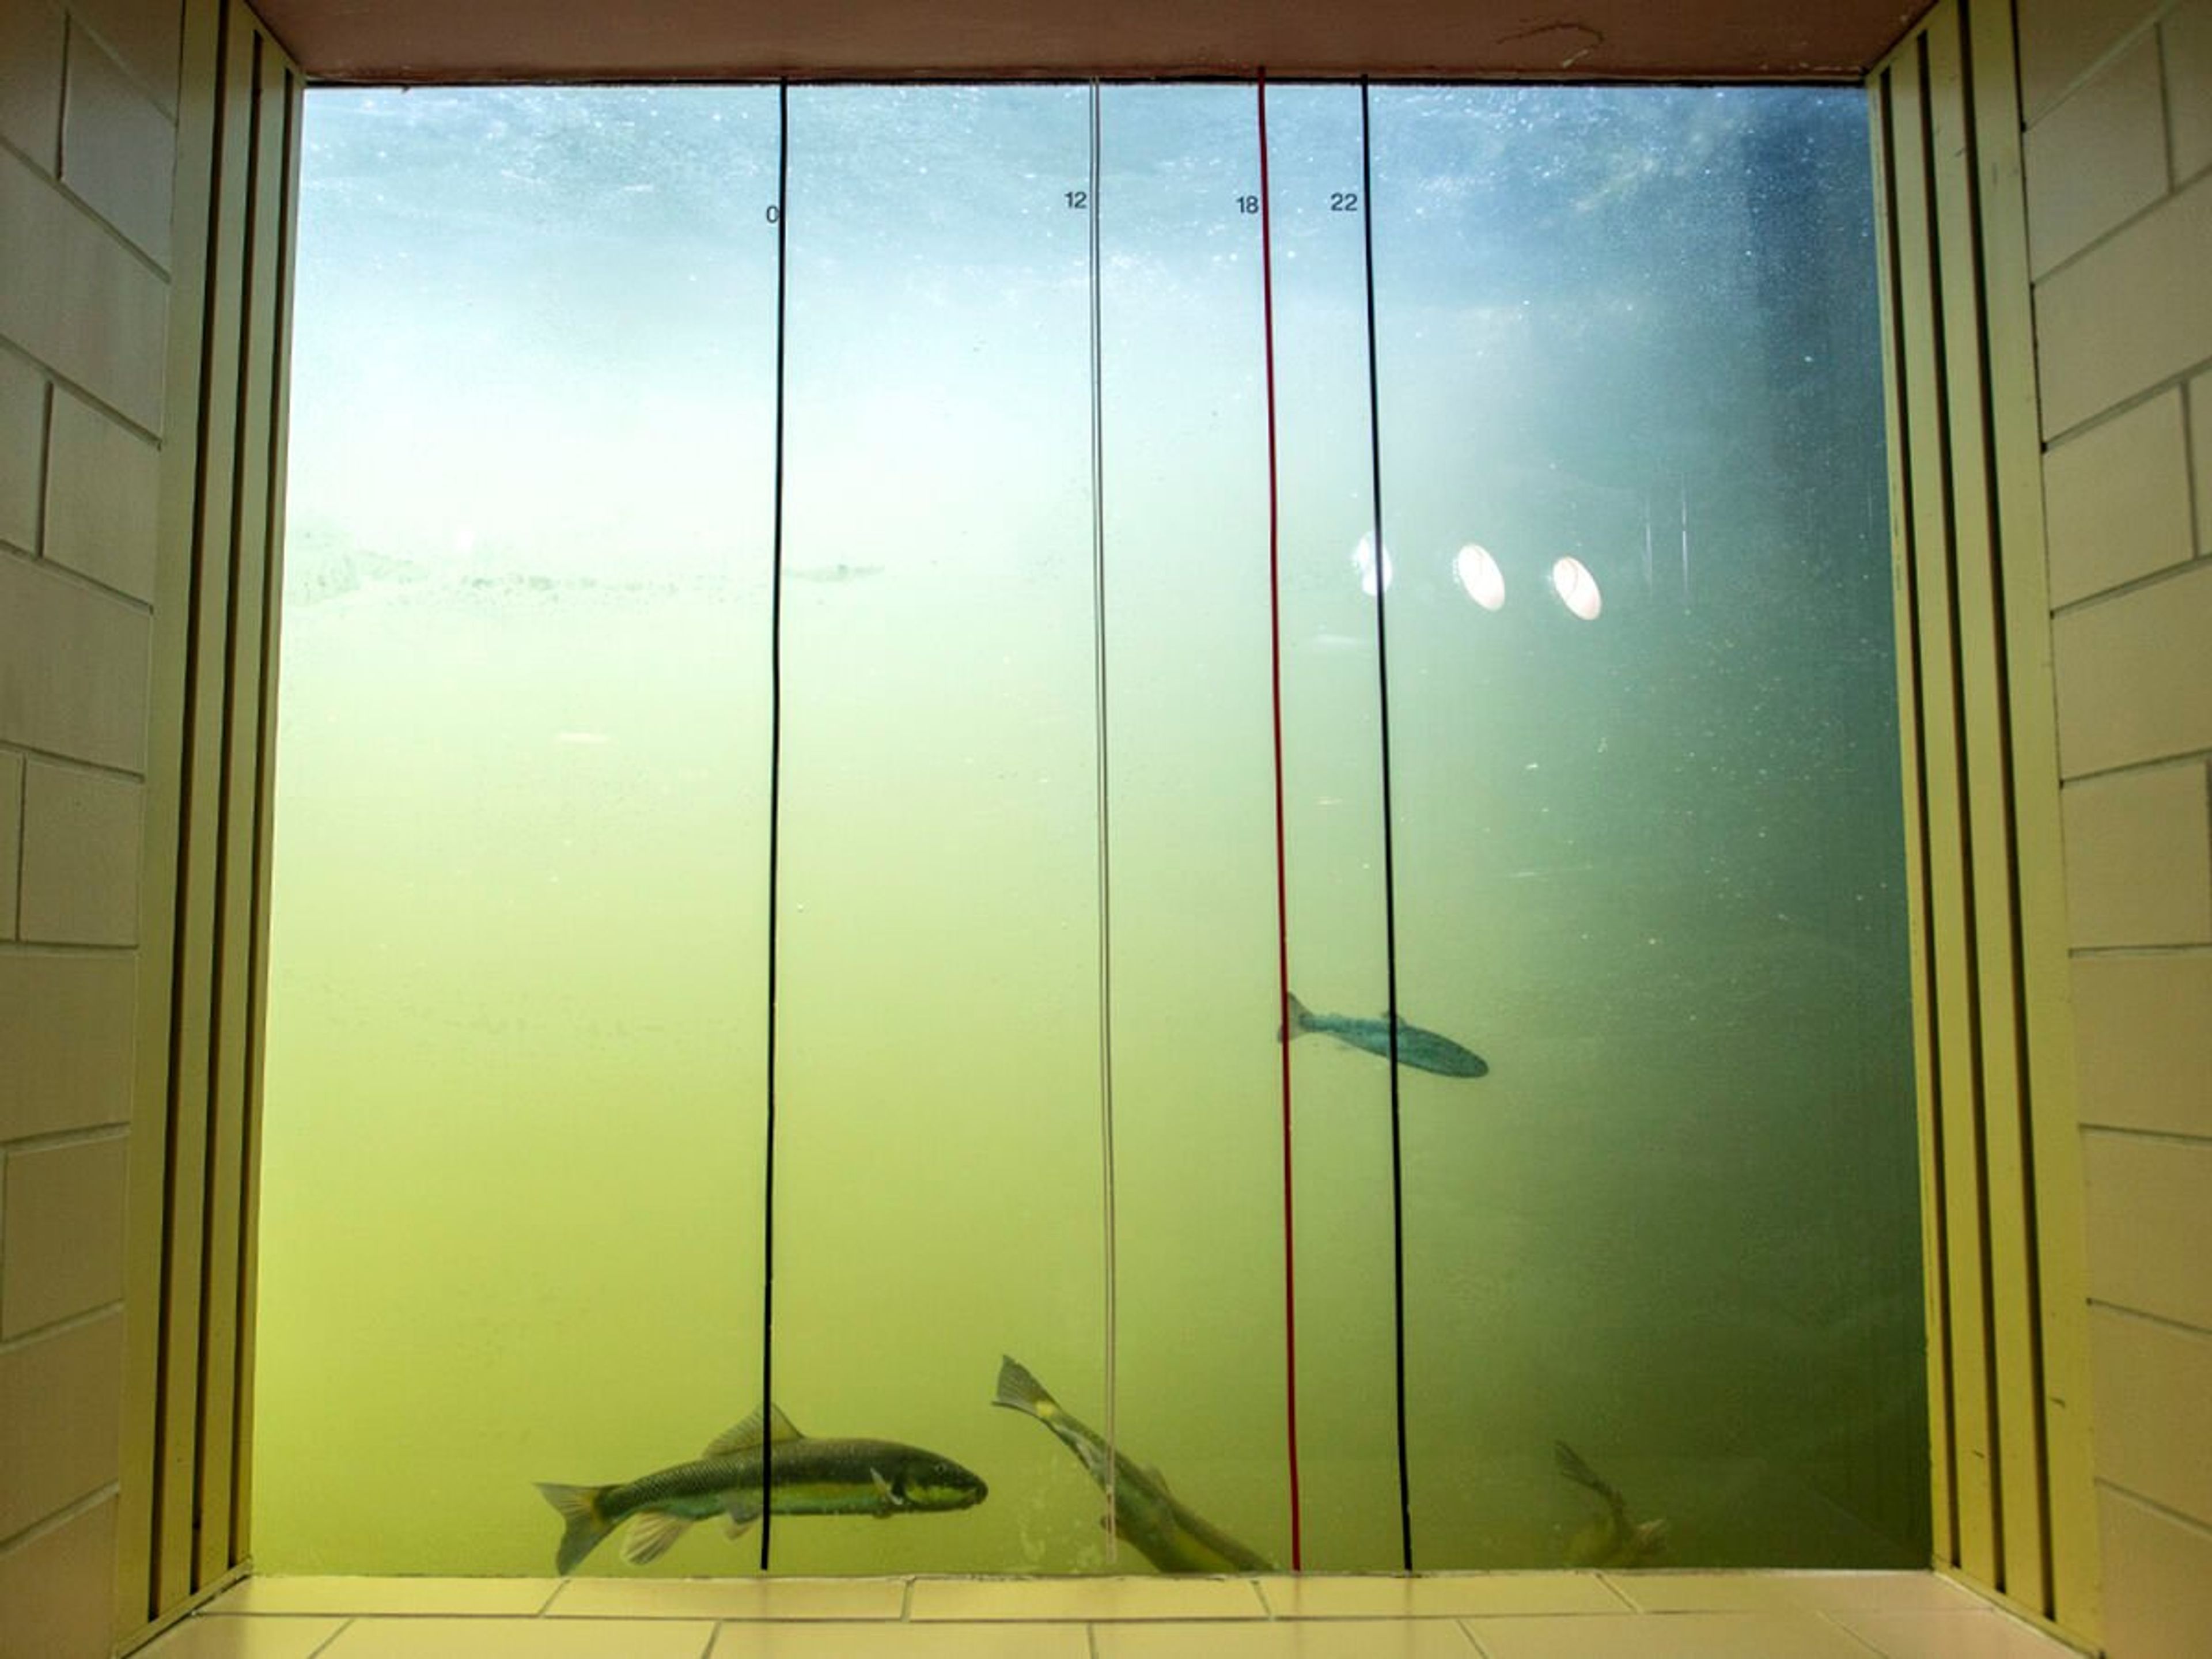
[232,57,305,1564]
[1961,0,2099,1635]
[1925,2,2050,1612]
[1869,0,2099,1642]
[124,2,304,1643]
[1869,54,1957,1572]
[1887,11,2003,1589]
[153,0,255,1614]
[195,12,285,1589]
[120,0,226,1635]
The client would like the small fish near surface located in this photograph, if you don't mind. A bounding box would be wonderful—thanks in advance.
[1555,1439,1669,1568]
[993,1354,1273,1574]
[535,1405,986,1574]
[1281,991,1490,1078]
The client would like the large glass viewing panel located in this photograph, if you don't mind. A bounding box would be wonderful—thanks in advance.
[258,80,1925,1579]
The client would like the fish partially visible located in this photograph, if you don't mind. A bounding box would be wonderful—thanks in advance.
[1555,1439,1668,1568]
[1281,990,1490,1078]
[993,1355,1273,1574]
[535,1405,986,1574]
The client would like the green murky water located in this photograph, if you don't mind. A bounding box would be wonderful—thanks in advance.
[255,82,1927,1578]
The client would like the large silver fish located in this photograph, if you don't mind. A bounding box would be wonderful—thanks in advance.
[993,1355,1273,1574]
[535,1405,986,1574]
[1282,991,1490,1078]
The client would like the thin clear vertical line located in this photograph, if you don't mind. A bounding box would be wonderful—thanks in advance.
[1085,76,1122,1563]
[1255,71,1304,1573]
[1356,78,1414,1574]
[759,78,790,1573]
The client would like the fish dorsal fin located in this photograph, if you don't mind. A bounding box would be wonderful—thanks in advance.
[621,1510,692,1565]
[704,1404,804,1457]
[1146,1464,1171,1494]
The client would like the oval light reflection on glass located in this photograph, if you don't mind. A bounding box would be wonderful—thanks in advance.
[1551,555,1602,620]
[1453,543,1505,610]
[1353,531,1394,597]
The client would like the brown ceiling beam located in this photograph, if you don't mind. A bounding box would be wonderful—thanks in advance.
[251,1,1937,85]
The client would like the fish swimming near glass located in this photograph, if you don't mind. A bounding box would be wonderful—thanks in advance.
[535,1405,987,1574]
[993,1354,1273,1574]
[1555,1439,1669,1567]
[1281,991,1490,1078]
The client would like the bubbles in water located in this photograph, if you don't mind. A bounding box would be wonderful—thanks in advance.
[1551,555,1602,620]
[1454,543,1506,610]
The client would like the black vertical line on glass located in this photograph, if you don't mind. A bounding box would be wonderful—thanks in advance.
[1254,71,1304,1574]
[155,0,234,1604]
[1355,79,1414,1574]
[1085,77,1123,1563]
[759,78,791,1573]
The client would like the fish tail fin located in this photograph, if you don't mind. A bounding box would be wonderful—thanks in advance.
[536,1482,616,1575]
[1279,991,1312,1043]
[1552,1440,1613,1499]
[994,1354,1058,1421]
[1555,1440,1634,1532]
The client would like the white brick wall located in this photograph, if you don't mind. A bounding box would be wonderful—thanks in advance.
[0,3,181,1655]
[2021,2,2212,1654]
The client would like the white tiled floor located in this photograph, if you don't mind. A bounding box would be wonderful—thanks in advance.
[139,1572,2089,1658]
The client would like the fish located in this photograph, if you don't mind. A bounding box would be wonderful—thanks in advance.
[1281,991,1490,1078]
[535,1404,987,1574]
[1555,1440,1669,1568]
[992,1354,1273,1574]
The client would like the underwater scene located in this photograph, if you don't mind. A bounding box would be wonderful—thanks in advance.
[256,81,1927,1578]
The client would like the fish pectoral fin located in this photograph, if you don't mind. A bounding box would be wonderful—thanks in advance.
[722,1514,755,1540]
[706,1403,805,1457]
[1145,1464,1172,1494]
[620,1510,693,1566]
[869,1468,900,1514]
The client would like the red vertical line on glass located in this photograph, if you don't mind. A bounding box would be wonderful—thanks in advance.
[1256,71,1304,1573]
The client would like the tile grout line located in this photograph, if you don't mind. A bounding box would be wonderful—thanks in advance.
[303,1614,354,1657]
[31,377,51,562]
[1816,1605,1902,1656]
[0,536,159,615]
[1592,1570,1641,1611]
[0,115,176,284]
[2028,151,2196,291]
[0,334,166,448]
[2041,344,2212,450]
